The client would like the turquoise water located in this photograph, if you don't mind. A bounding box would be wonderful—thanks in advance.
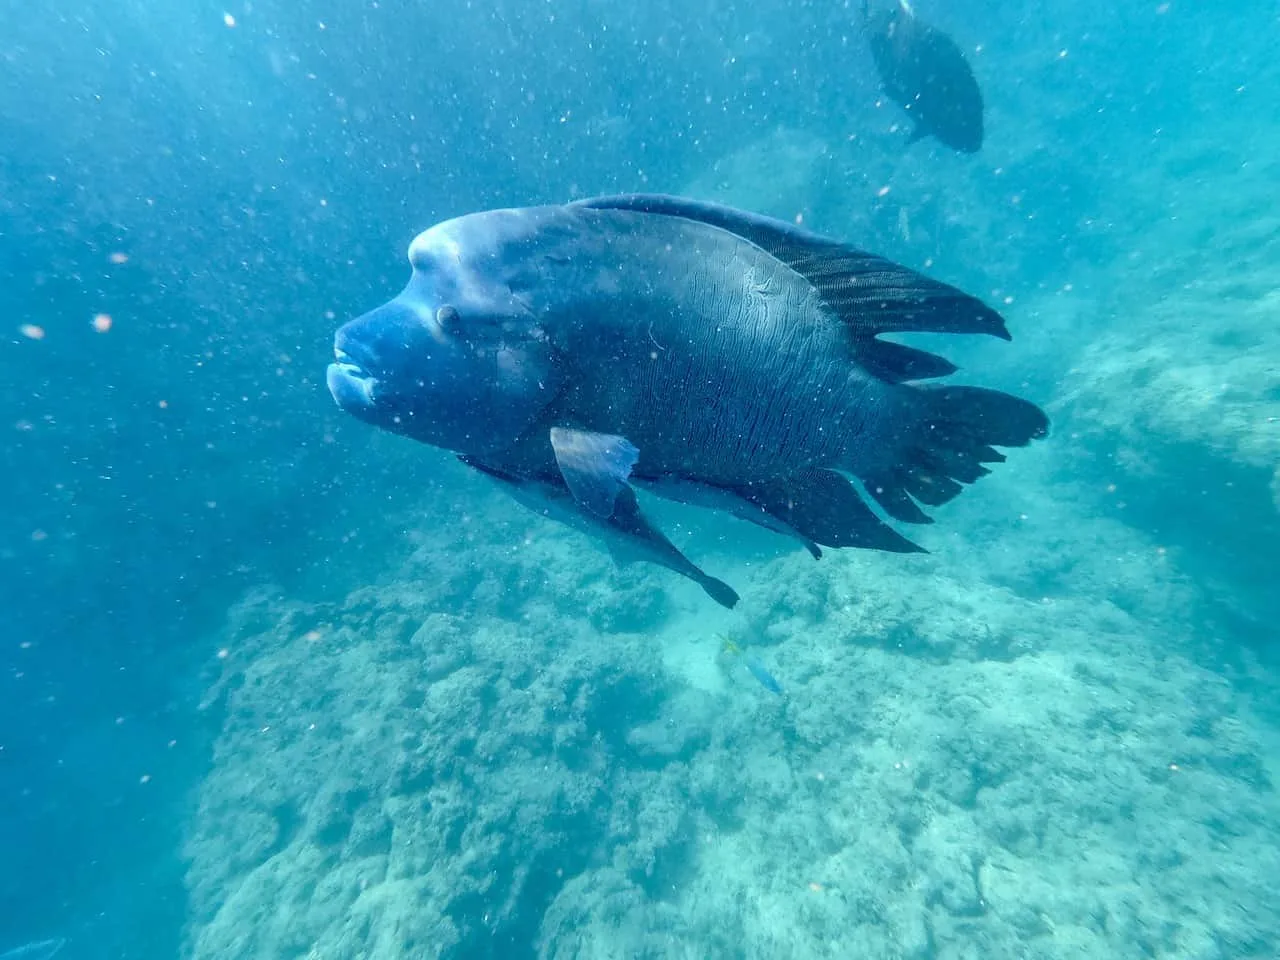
[3,1,1279,957]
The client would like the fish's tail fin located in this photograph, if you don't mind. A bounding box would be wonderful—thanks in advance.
[858,384,1048,524]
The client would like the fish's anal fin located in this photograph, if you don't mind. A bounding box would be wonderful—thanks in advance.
[745,470,927,553]
[549,426,639,518]
[608,485,739,609]
[571,194,1011,356]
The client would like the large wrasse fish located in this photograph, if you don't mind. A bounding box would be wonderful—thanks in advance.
[327,194,1047,606]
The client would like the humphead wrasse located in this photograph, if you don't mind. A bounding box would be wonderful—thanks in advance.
[327,194,1047,606]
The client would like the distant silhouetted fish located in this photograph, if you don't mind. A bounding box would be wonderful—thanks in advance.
[864,0,984,153]
[0,940,66,960]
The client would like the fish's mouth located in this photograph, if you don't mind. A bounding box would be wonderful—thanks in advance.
[326,346,377,412]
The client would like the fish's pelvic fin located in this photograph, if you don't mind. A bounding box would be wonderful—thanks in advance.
[550,426,639,518]
[608,485,739,609]
[699,574,741,610]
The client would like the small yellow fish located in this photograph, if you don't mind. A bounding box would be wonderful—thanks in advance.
[717,634,783,696]
[718,633,744,656]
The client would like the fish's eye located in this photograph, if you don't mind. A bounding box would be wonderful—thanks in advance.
[435,304,460,328]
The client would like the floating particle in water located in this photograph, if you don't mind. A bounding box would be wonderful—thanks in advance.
[808,882,825,893]
[109,252,129,265]
[92,313,112,333]
[19,324,44,340]
[223,12,236,27]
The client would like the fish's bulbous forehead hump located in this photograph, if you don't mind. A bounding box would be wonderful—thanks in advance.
[406,206,568,272]
[407,220,465,272]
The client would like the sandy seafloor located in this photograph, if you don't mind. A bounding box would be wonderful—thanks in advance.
[182,133,1280,959]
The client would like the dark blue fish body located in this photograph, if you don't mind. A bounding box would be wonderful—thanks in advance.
[328,194,1046,606]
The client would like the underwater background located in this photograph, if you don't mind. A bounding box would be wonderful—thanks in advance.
[2,0,1279,957]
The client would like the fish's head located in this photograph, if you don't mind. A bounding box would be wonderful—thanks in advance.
[327,212,565,456]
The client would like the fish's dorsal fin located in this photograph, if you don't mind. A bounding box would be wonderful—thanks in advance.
[573,194,1009,382]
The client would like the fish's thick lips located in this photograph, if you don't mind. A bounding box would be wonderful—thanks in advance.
[332,345,367,375]
[326,353,377,411]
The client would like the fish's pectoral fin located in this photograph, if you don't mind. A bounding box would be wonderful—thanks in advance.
[550,426,639,518]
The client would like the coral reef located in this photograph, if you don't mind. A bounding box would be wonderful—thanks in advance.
[183,123,1280,960]
[185,455,1280,958]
